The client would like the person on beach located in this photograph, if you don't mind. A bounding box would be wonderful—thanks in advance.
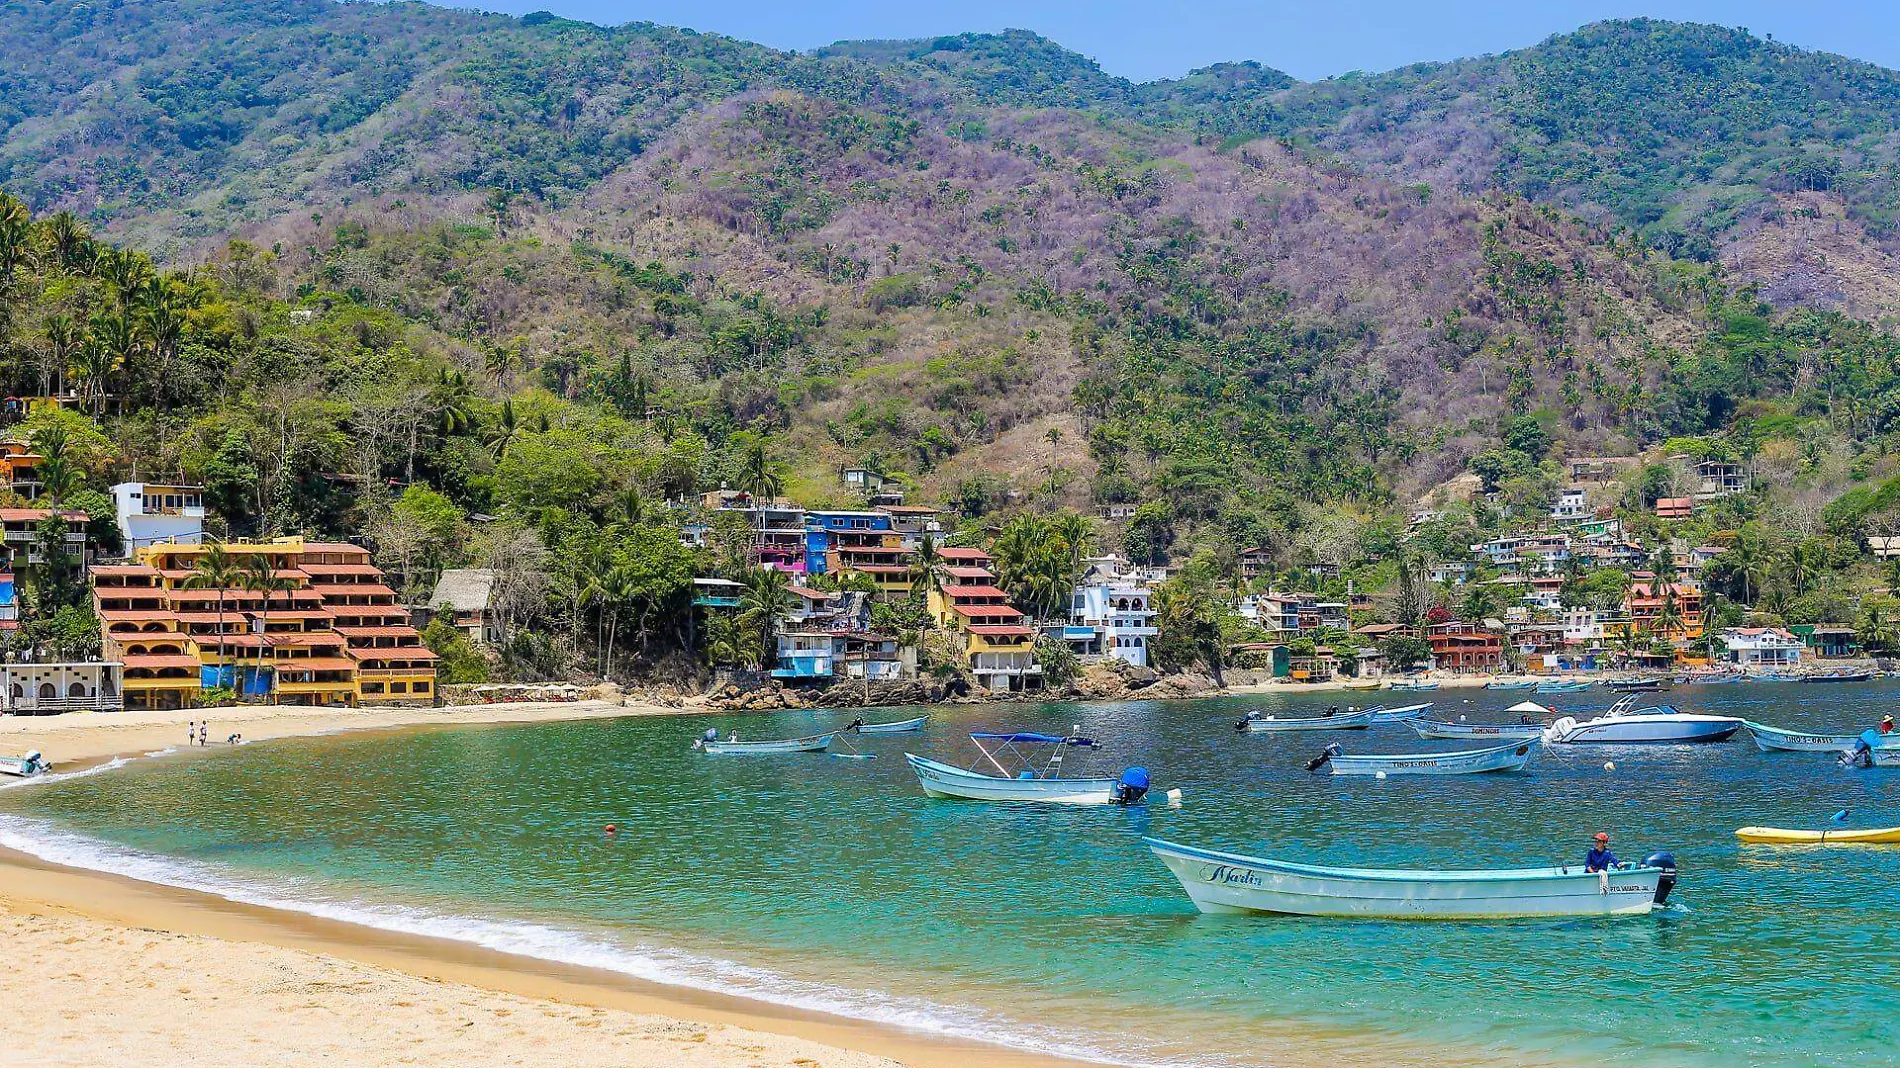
[1585,832,1618,872]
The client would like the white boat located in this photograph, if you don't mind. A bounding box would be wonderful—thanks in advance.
[1484,680,1538,691]
[1145,838,1677,919]
[1408,719,1546,741]
[906,732,1152,805]
[1237,709,1371,733]
[697,732,834,754]
[1388,679,1439,691]
[1543,698,1741,745]
[1363,702,1433,724]
[1536,680,1593,694]
[1314,738,1535,776]
[1742,721,1861,753]
[0,750,49,777]
[854,715,928,735]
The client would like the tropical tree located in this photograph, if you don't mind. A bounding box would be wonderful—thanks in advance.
[0,193,29,281]
[1785,540,1818,598]
[485,398,518,457]
[1653,581,1684,640]
[240,554,296,701]
[1729,529,1769,606]
[41,314,80,398]
[737,566,792,669]
[186,543,244,692]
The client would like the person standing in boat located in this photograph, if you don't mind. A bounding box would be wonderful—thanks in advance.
[1585,832,1618,872]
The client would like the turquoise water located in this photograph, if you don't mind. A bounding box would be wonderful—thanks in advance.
[5,684,1900,1067]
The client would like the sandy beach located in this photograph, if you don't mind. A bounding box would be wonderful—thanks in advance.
[0,699,1102,1068]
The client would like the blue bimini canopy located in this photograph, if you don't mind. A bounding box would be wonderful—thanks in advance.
[970,732,1095,746]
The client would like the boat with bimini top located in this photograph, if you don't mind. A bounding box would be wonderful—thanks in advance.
[905,731,1154,805]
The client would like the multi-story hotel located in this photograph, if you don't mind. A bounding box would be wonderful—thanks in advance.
[91,537,437,709]
[926,547,1039,692]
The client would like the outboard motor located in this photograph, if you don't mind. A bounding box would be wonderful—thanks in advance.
[1305,743,1341,773]
[1643,851,1678,906]
[1844,729,1884,768]
[1234,712,1258,732]
[24,749,44,775]
[1112,767,1151,806]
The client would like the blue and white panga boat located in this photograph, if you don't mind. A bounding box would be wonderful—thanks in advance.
[853,714,928,735]
[906,731,1153,805]
[1408,703,1547,740]
[0,749,49,777]
[1742,720,1862,753]
[1144,838,1678,919]
[1842,730,1900,768]
[1309,738,1535,776]
[1484,679,1538,690]
[1363,702,1434,724]
[1535,679,1593,693]
[1236,708,1371,733]
[1543,698,1741,744]
[695,730,835,755]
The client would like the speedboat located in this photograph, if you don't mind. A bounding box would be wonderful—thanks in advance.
[1236,709,1371,733]
[854,714,928,735]
[1543,698,1741,744]
[1741,721,1861,753]
[1144,838,1678,919]
[906,731,1153,805]
[696,731,834,754]
[0,750,49,778]
[1309,738,1534,776]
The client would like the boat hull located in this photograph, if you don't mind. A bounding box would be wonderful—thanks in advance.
[1737,825,1900,844]
[1407,720,1545,741]
[1536,682,1592,693]
[904,754,1120,804]
[856,715,928,735]
[1545,715,1741,744]
[1145,839,1663,919]
[1241,712,1371,733]
[701,733,834,754]
[1363,702,1433,724]
[1870,746,1900,768]
[1484,681,1537,691]
[1327,740,1534,776]
[1742,721,1858,753]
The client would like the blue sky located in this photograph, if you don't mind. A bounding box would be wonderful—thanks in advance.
[463,1,1900,81]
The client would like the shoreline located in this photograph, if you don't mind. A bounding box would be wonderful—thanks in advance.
[0,697,1085,1068]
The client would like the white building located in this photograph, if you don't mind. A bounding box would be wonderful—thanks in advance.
[1722,628,1803,669]
[2,661,124,714]
[1428,561,1471,586]
[1070,581,1158,668]
[1550,488,1590,522]
[1562,608,1606,645]
[111,482,206,552]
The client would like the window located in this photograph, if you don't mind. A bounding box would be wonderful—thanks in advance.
[68,682,86,697]
[414,681,430,694]
[37,683,54,698]
[391,682,407,693]
[362,683,384,694]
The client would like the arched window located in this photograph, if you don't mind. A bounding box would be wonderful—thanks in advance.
[68,682,87,697]
[37,683,55,698]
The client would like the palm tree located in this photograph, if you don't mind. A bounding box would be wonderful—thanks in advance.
[738,566,792,670]
[737,441,782,553]
[140,284,185,408]
[613,484,645,527]
[187,543,243,694]
[41,314,80,398]
[1730,531,1768,606]
[1859,604,1897,655]
[597,565,636,681]
[1785,541,1817,598]
[44,211,89,271]
[485,398,518,457]
[909,532,945,601]
[1653,581,1684,641]
[240,554,296,702]
[0,193,29,281]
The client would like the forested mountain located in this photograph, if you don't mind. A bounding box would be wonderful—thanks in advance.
[9,0,1900,667]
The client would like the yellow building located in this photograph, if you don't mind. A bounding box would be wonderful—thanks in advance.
[93,537,436,708]
[924,547,1040,692]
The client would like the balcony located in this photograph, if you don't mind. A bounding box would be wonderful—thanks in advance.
[770,653,833,679]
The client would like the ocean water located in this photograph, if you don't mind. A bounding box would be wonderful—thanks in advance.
[5,683,1900,1067]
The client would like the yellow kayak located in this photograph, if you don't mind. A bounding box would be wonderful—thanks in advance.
[1736,825,1900,845]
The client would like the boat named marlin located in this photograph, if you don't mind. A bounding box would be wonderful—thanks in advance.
[1145,838,1678,919]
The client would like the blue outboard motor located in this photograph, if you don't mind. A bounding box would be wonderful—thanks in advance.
[1112,767,1150,806]
[1643,851,1678,905]
[1844,729,1883,768]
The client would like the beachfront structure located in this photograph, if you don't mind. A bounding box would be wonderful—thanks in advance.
[1427,620,1504,670]
[428,568,502,646]
[927,547,1039,691]
[1066,565,1158,668]
[1720,627,1803,669]
[0,660,124,713]
[111,482,207,551]
[91,538,437,709]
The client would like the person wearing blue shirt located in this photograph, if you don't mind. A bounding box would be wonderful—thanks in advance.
[1585,831,1618,872]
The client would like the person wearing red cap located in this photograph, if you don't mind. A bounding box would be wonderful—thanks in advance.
[1585,832,1618,873]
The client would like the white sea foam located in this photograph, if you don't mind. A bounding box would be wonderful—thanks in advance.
[0,813,1172,1068]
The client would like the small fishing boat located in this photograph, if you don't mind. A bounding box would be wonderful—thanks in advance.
[1484,680,1538,691]
[1310,738,1535,776]
[1362,702,1433,724]
[1388,679,1439,692]
[1535,680,1593,694]
[1342,681,1384,691]
[1236,709,1371,733]
[0,750,49,778]
[1407,718,1546,741]
[1543,698,1741,744]
[1802,669,1876,684]
[1602,677,1669,693]
[1752,671,1802,683]
[1144,838,1678,919]
[854,714,928,735]
[1678,673,1741,685]
[696,732,835,755]
[1742,721,1862,753]
[905,732,1153,805]
[1736,825,1900,845]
